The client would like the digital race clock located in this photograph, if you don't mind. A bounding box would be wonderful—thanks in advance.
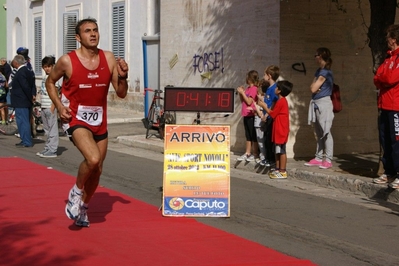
[163,87,235,113]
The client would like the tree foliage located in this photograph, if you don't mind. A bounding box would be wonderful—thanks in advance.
[368,0,396,72]
[332,0,347,13]
[280,0,397,71]
[333,0,397,72]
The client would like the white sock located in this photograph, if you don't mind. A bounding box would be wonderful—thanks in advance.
[73,184,82,195]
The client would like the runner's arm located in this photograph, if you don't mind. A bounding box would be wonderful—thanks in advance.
[107,51,129,99]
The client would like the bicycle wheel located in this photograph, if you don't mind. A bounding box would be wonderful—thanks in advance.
[8,109,15,123]
[0,122,18,135]
[146,106,156,139]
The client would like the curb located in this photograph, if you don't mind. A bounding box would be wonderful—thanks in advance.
[232,158,399,203]
[117,135,164,153]
[108,117,143,124]
[290,168,399,203]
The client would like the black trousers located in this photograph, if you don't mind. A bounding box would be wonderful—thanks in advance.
[379,109,399,176]
[264,118,275,162]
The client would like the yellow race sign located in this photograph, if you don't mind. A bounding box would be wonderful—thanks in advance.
[162,125,230,217]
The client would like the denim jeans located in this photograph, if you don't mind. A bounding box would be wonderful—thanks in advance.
[15,107,32,146]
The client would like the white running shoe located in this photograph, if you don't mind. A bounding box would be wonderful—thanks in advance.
[75,206,90,227]
[65,187,82,220]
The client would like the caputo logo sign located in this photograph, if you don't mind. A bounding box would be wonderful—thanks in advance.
[168,197,185,210]
[168,198,227,211]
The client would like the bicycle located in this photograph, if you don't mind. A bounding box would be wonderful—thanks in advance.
[144,88,176,139]
[0,104,18,135]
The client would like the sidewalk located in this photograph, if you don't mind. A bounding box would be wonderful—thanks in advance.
[108,108,399,204]
[107,106,144,124]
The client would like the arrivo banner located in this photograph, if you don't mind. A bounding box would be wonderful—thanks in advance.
[162,125,230,217]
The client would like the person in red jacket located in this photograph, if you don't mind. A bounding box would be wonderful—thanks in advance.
[373,24,399,189]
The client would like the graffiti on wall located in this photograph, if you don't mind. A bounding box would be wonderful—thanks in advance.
[193,48,224,74]
[292,62,306,75]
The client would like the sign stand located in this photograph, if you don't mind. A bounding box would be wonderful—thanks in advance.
[193,112,201,124]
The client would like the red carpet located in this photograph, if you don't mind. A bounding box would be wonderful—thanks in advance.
[0,157,316,266]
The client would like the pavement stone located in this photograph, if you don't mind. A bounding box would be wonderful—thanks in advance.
[107,106,143,124]
[108,108,399,204]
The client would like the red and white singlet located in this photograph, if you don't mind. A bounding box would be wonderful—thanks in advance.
[61,49,111,136]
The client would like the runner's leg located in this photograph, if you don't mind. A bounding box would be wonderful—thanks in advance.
[72,128,108,204]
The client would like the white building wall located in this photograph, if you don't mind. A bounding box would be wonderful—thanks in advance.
[279,0,380,157]
[159,0,383,158]
[6,0,151,111]
[160,0,280,153]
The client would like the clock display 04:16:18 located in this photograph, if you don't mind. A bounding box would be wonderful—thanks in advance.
[176,92,231,107]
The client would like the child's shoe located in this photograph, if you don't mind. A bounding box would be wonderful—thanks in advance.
[245,154,255,162]
[270,170,287,179]
[237,153,250,161]
[269,170,279,178]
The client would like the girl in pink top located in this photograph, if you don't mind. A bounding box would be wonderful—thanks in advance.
[236,70,259,162]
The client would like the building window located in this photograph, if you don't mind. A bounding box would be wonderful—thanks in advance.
[112,2,125,58]
[63,12,78,54]
[34,17,42,76]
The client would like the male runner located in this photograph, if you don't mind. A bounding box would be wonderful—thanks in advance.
[46,18,129,227]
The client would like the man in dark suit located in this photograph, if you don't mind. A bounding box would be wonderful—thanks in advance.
[11,55,35,147]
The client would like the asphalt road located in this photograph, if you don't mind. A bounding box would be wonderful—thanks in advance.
[2,122,399,266]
